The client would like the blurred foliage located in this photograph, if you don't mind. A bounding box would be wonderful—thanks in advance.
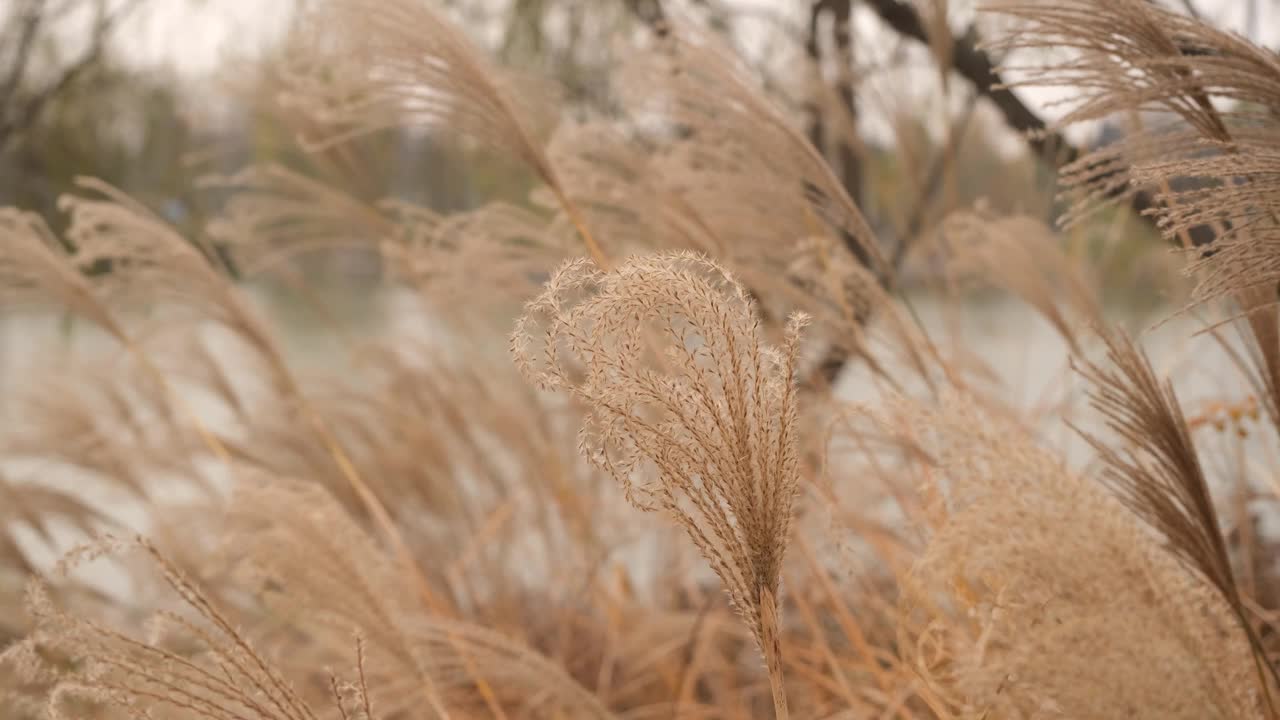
[0,65,199,231]
[0,0,1170,294]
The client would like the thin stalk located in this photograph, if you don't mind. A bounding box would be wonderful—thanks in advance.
[759,586,790,720]
[548,180,610,269]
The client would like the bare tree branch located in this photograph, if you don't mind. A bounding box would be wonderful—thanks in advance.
[863,0,1070,162]
[1176,0,1202,21]
[623,0,667,34]
[807,0,871,269]
[0,1,46,107]
[890,91,979,271]
[862,0,1216,245]
[0,0,145,154]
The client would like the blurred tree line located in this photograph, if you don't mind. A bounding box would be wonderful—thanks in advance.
[0,0,1166,286]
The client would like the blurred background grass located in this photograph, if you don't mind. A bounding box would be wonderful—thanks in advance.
[2,0,1222,296]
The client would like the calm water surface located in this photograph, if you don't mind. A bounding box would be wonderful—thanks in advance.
[1,287,1271,591]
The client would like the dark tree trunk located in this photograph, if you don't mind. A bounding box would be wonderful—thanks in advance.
[806,0,871,274]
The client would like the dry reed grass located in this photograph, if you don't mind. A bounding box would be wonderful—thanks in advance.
[4,0,1280,718]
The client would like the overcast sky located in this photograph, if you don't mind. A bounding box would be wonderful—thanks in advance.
[113,0,1279,71]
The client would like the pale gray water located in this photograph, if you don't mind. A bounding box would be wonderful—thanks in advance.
[1,288,1274,594]
[0,288,1263,472]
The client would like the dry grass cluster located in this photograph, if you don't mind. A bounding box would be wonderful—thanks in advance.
[4,0,1280,718]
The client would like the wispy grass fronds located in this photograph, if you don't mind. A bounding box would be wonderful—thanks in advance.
[0,208,125,340]
[59,178,447,623]
[942,210,1102,353]
[10,1,1280,718]
[990,0,1267,142]
[10,535,325,720]
[1075,326,1280,706]
[200,164,393,278]
[895,393,1264,719]
[201,159,575,316]
[382,200,574,312]
[281,0,607,266]
[543,118,719,259]
[616,23,887,289]
[989,0,1280,304]
[60,177,280,365]
[0,479,106,576]
[1075,329,1230,601]
[1167,148,1280,303]
[545,29,931,390]
[1,354,211,503]
[280,0,555,166]
[511,251,808,718]
[221,478,615,719]
[1228,286,1280,441]
[220,340,610,604]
